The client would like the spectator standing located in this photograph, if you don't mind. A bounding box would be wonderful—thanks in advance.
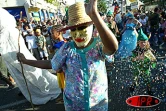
[148,7,160,46]
[25,29,40,60]
[35,29,48,60]
[115,10,122,31]
[106,10,119,42]
[139,13,147,33]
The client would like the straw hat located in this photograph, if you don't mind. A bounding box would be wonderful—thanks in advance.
[60,2,92,31]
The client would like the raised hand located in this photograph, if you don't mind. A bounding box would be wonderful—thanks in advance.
[85,0,98,18]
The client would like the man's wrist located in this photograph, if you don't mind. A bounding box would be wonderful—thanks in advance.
[89,10,99,19]
[21,59,27,64]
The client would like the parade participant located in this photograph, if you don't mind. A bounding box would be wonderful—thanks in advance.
[106,10,120,42]
[0,8,61,105]
[115,12,142,59]
[17,0,118,110]
[130,28,157,95]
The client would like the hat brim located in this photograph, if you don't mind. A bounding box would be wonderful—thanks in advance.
[59,21,93,32]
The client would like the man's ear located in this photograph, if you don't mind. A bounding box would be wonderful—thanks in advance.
[58,32,62,36]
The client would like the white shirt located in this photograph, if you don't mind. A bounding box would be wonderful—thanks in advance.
[139,18,147,26]
[26,35,38,49]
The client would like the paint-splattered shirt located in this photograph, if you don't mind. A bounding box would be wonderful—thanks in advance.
[51,38,114,111]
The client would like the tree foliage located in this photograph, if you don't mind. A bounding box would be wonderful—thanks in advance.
[44,0,54,3]
[84,0,108,13]
[44,0,60,6]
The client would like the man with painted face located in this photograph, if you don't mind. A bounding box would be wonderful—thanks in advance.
[17,0,118,110]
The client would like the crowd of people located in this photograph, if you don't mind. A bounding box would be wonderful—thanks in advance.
[13,6,166,61]
[0,0,166,110]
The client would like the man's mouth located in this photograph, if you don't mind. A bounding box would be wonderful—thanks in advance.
[75,38,85,42]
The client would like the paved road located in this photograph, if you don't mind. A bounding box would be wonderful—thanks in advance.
[0,46,165,111]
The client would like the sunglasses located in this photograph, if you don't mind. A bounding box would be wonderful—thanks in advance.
[71,26,88,31]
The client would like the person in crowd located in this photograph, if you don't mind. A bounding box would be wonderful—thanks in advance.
[35,29,49,60]
[41,25,54,59]
[115,9,122,31]
[31,20,37,28]
[22,17,32,29]
[46,20,53,35]
[148,7,160,46]
[50,25,68,103]
[115,12,142,59]
[17,1,118,110]
[121,12,127,27]
[106,10,120,42]
[41,25,49,36]
[49,25,68,59]
[139,13,147,34]
[130,28,157,95]
[159,18,166,49]
[25,29,40,60]
[0,54,16,91]
[22,24,29,38]
[0,7,62,104]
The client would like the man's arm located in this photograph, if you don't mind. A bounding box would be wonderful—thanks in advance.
[17,53,52,69]
[134,19,142,29]
[85,0,118,55]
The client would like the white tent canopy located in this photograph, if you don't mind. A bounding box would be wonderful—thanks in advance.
[0,8,61,105]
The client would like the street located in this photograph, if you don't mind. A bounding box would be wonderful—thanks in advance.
[0,46,166,111]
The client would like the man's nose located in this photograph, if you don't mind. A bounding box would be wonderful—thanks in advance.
[75,31,80,37]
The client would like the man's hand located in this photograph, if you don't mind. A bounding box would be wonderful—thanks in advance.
[132,58,137,61]
[17,53,26,63]
[85,0,98,18]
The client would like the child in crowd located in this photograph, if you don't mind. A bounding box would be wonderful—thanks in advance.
[51,25,67,103]
[130,28,157,95]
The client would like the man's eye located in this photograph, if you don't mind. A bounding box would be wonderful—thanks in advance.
[71,28,76,31]
[77,26,87,30]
